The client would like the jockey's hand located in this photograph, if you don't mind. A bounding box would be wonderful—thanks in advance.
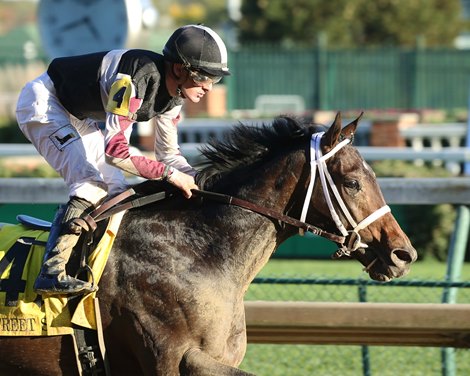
[167,169,199,199]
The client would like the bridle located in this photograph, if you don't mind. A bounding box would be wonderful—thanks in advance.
[299,131,390,258]
[192,131,390,258]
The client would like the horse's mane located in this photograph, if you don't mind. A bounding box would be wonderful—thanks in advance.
[130,116,322,196]
[196,116,320,189]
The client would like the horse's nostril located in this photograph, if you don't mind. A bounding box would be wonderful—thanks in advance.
[392,248,414,264]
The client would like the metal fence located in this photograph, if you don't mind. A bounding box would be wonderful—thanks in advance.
[221,46,470,112]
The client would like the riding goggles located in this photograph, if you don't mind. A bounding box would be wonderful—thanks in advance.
[187,69,223,86]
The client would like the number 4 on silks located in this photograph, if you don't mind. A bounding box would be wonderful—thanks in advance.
[106,73,133,116]
[0,237,36,307]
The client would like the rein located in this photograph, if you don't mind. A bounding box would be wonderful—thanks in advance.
[191,189,345,244]
[81,187,345,244]
[78,187,345,243]
[78,189,172,229]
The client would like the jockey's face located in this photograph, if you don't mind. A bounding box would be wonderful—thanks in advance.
[179,69,218,103]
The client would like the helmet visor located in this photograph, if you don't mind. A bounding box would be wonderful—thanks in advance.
[187,68,223,86]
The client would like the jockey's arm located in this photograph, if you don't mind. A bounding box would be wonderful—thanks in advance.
[103,74,197,197]
[154,105,197,177]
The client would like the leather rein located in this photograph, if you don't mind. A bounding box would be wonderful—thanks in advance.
[80,186,345,244]
[191,189,345,243]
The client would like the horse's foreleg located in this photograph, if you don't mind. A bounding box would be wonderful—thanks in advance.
[180,348,256,376]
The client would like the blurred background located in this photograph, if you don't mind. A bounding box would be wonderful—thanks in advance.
[1,1,470,375]
[2,0,470,118]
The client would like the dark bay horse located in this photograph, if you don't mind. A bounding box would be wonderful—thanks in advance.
[0,113,417,375]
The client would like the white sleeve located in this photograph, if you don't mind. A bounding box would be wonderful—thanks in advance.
[154,105,196,176]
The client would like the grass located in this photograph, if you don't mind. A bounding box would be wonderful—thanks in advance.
[239,258,470,376]
[241,345,470,376]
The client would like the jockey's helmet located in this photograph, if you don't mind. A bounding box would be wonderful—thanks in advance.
[163,24,230,77]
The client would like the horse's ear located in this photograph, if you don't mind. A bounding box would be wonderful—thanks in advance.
[341,112,363,141]
[323,112,342,150]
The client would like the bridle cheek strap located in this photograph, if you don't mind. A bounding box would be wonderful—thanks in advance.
[299,131,391,255]
[299,132,350,233]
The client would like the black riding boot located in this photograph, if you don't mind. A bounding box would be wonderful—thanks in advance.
[34,196,97,295]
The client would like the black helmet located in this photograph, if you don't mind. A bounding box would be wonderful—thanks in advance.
[163,24,230,77]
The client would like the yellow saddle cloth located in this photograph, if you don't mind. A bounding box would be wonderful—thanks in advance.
[0,212,124,336]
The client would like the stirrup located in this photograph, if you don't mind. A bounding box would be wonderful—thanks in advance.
[34,275,98,296]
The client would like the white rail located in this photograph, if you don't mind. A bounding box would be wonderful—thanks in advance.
[1,177,470,204]
[244,301,470,347]
[3,143,470,162]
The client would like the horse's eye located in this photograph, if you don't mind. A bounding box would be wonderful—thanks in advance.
[344,179,360,191]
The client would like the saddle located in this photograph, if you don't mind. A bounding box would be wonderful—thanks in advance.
[0,211,125,375]
[16,215,52,231]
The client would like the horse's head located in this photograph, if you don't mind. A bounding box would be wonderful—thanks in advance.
[305,112,417,281]
[197,112,416,281]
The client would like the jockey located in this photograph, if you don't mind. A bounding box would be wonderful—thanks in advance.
[16,24,230,296]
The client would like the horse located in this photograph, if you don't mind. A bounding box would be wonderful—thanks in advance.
[0,112,417,375]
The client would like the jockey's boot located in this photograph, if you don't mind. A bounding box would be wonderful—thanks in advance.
[34,196,97,296]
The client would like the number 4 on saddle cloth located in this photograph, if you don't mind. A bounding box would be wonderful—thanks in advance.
[0,209,125,337]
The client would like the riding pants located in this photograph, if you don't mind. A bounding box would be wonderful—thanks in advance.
[15,72,128,205]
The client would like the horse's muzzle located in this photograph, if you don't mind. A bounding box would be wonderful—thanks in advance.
[366,246,418,281]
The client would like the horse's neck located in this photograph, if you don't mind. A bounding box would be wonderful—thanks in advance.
[216,152,305,286]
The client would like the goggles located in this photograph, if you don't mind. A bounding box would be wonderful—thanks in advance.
[187,69,222,86]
